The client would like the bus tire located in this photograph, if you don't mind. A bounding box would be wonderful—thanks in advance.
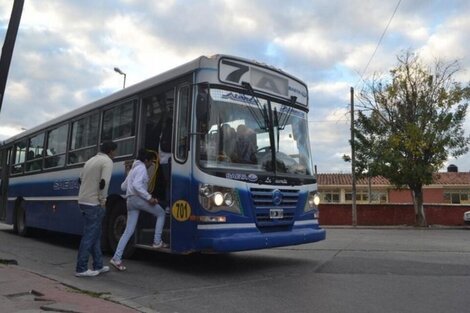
[13,200,30,237]
[107,201,135,259]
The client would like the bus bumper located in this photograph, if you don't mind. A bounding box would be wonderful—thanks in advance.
[197,223,326,253]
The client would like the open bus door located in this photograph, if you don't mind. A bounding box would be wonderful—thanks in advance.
[132,84,193,253]
[169,84,194,253]
[0,148,10,222]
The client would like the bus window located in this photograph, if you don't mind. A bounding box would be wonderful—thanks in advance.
[11,140,27,174]
[142,89,174,152]
[102,100,136,157]
[44,124,68,169]
[175,85,190,161]
[69,113,99,164]
[26,132,45,172]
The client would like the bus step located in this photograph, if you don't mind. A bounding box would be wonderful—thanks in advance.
[134,243,171,253]
[138,228,170,246]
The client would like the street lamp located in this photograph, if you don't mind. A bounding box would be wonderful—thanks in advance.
[114,67,126,89]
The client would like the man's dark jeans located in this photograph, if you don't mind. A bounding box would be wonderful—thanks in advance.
[76,204,105,273]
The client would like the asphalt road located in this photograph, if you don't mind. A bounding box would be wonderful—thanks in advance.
[1,224,469,313]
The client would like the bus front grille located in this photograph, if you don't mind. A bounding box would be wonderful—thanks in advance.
[250,188,299,228]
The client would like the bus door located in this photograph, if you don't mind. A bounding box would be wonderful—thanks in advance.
[140,88,175,244]
[169,84,194,253]
[0,148,10,221]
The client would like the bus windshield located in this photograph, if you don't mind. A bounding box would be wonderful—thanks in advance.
[197,88,314,176]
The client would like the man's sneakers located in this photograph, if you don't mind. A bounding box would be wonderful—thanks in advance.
[75,266,109,277]
[75,269,99,277]
[97,266,110,274]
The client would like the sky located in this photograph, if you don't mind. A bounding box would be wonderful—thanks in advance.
[0,0,469,173]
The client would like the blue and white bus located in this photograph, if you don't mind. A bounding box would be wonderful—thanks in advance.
[0,54,325,255]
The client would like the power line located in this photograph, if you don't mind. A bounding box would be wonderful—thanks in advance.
[355,0,402,88]
[309,119,349,123]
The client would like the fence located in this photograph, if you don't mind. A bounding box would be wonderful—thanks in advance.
[319,203,469,226]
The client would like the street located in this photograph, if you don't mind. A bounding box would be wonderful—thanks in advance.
[1,224,470,313]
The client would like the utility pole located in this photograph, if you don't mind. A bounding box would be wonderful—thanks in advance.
[0,0,24,113]
[350,87,357,226]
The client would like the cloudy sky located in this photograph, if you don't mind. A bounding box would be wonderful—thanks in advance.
[0,0,469,173]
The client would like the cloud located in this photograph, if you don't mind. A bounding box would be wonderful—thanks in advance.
[0,0,469,172]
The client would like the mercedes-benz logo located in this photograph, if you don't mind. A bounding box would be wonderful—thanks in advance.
[272,189,283,206]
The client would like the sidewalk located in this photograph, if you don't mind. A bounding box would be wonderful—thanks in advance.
[0,262,139,313]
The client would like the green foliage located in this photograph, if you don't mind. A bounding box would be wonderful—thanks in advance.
[355,51,469,194]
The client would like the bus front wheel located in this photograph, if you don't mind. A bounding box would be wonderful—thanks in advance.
[14,201,30,237]
[107,201,135,258]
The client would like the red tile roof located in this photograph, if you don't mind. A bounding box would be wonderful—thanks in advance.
[432,172,470,185]
[317,172,470,186]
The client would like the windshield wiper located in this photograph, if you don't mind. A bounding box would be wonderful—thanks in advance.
[274,107,280,152]
[241,82,269,130]
[278,96,297,131]
[274,96,297,152]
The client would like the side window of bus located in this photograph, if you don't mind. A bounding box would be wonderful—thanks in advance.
[101,100,136,157]
[69,113,99,164]
[175,85,191,161]
[26,132,45,172]
[11,140,27,174]
[45,124,68,169]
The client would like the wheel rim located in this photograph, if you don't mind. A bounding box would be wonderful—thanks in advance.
[113,215,127,242]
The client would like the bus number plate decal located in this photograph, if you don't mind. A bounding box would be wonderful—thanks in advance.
[270,209,284,219]
[172,200,191,222]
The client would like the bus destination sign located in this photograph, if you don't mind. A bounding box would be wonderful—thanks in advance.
[218,58,308,106]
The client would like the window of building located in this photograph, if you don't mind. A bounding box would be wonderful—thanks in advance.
[102,100,136,157]
[26,133,45,172]
[321,190,340,203]
[45,124,69,169]
[69,113,99,164]
[443,190,470,204]
[371,191,388,203]
[345,190,388,203]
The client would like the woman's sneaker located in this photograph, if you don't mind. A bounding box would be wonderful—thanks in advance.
[110,259,126,271]
[75,269,99,277]
[152,241,169,249]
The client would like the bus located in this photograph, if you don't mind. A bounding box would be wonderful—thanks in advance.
[0,54,325,255]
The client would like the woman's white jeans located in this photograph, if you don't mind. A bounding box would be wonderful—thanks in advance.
[112,196,165,262]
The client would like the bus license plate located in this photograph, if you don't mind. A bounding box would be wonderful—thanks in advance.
[270,209,284,219]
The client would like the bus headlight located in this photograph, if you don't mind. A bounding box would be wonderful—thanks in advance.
[198,184,242,214]
[213,192,224,206]
[304,191,320,216]
[224,192,234,206]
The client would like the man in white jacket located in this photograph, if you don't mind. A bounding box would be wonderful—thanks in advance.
[110,149,167,271]
[75,141,117,277]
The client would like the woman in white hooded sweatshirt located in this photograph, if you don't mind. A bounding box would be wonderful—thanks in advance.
[110,149,167,271]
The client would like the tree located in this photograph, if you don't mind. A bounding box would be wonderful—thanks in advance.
[355,51,470,226]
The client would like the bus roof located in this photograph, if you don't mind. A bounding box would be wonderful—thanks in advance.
[2,54,303,146]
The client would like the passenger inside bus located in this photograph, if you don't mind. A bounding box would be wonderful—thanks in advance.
[143,91,173,210]
[234,124,257,163]
[219,124,236,161]
[157,98,172,211]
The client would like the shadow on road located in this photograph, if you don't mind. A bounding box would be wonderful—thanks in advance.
[1,227,317,276]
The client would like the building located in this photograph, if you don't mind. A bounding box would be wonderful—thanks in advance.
[317,165,470,205]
